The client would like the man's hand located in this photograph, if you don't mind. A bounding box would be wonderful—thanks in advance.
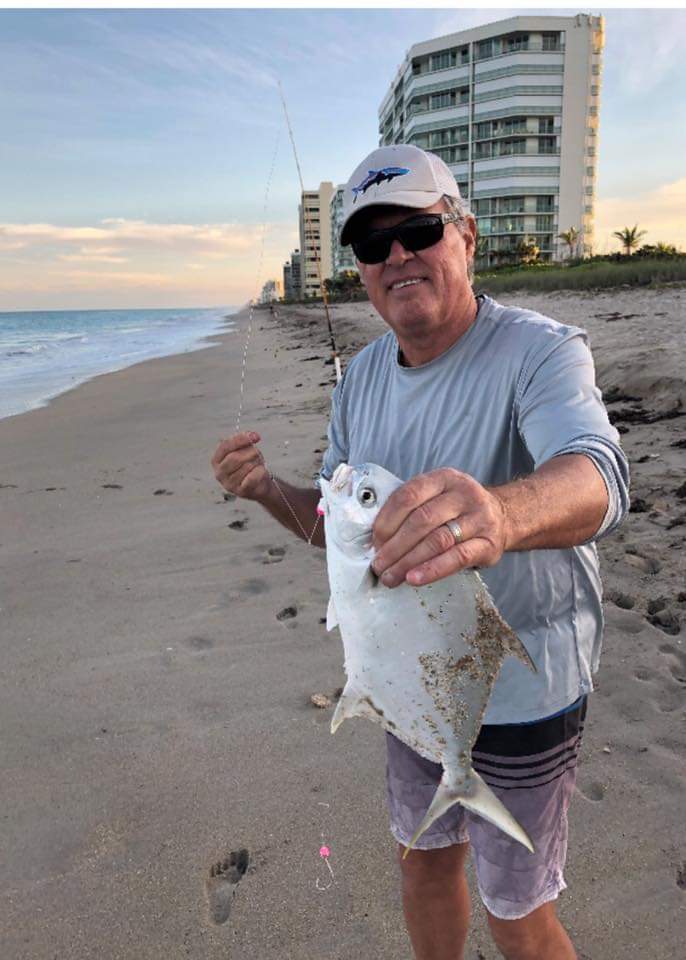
[371,468,507,588]
[211,431,273,502]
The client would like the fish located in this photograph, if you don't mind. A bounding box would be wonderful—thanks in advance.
[318,462,537,856]
[351,166,411,201]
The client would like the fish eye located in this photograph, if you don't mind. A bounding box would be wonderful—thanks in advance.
[357,486,377,507]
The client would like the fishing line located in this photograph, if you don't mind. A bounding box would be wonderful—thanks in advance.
[278,80,342,384]
[233,116,322,543]
[235,128,282,434]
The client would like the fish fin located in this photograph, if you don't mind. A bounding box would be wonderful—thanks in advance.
[330,683,362,734]
[356,563,379,594]
[326,595,338,631]
[502,627,537,674]
[402,769,534,859]
[476,585,537,674]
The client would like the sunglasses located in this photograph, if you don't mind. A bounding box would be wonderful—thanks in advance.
[351,213,463,265]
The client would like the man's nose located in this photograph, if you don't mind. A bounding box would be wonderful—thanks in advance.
[385,237,414,266]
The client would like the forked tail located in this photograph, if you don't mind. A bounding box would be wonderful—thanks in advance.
[402,768,534,858]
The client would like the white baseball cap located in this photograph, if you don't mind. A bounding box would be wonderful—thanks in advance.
[340,144,462,245]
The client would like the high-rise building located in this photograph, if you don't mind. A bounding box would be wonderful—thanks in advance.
[299,182,334,297]
[378,14,603,263]
[282,249,302,300]
[259,279,282,303]
[330,185,359,277]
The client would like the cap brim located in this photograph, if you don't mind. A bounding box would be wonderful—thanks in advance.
[340,190,444,245]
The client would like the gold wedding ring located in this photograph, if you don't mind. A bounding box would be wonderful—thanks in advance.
[445,519,463,545]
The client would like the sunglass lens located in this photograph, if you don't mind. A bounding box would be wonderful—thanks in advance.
[351,235,391,264]
[398,220,444,252]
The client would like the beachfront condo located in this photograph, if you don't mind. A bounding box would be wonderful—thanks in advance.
[378,13,603,264]
[299,182,334,297]
[330,185,360,278]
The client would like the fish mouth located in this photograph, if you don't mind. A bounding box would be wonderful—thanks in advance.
[341,529,373,547]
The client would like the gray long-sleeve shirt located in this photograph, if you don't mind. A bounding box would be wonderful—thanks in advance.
[320,294,630,723]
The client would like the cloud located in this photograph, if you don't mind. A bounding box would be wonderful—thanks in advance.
[594,177,686,252]
[0,215,299,309]
[0,219,287,257]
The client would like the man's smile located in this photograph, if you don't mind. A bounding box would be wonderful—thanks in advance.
[388,276,427,291]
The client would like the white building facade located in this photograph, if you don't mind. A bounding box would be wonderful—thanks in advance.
[378,14,603,263]
[330,185,359,277]
[299,182,334,297]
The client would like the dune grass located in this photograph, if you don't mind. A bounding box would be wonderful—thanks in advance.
[474,257,686,294]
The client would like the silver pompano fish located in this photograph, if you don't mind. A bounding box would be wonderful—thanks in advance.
[319,462,536,855]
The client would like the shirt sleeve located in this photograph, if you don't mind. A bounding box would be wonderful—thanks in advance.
[319,367,350,483]
[515,331,630,539]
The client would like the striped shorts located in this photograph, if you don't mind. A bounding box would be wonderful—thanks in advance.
[385,697,587,920]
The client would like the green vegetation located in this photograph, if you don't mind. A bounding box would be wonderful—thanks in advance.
[612,224,647,255]
[475,249,686,294]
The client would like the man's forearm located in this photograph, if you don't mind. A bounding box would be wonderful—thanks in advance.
[491,453,608,552]
[256,476,325,547]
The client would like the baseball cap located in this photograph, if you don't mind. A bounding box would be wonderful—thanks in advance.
[340,144,462,246]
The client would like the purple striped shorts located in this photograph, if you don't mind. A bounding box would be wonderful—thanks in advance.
[385,697,586,920]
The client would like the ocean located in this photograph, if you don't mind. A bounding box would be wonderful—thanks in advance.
[0,306,238,420]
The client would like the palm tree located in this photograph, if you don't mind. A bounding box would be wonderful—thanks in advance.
[612,225,647,255]
[558,227,579,259]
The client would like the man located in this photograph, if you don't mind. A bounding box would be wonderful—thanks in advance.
[212,144,629,960]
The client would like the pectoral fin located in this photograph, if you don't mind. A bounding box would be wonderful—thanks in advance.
[326,595,338,631]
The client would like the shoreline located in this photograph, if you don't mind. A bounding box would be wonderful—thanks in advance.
[0,307,238,423]
[2,291,684,959]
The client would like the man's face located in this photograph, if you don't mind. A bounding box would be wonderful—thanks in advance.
[354,200,476,346]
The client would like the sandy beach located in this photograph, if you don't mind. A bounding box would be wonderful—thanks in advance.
[1,287,685,959]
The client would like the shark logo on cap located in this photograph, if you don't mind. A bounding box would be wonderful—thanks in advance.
[351,166,411,203]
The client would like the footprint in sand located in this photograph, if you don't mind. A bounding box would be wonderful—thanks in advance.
[185,636,214,651]
[276,605,297,621]
[228,519,248,530]
[205,849,249,925]
[577,781,605,802]
[262,546,287,564]
[624,551,661,575]
[153,488,174,496]
[102,483,123,490]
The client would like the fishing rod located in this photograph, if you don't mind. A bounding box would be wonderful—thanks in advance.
[278,80,342,384]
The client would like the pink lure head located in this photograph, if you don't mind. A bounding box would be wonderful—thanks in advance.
[319,845,330,858]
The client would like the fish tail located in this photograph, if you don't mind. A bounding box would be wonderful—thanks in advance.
[402,770,534,859]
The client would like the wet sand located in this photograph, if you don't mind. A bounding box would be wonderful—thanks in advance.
[1,288,684,958]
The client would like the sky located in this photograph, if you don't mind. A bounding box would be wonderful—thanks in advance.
[1,4,686,310]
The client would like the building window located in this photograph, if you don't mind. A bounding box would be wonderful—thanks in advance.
[542,32,560,51]
[586,166,595,177]
[505,33,529,53]
[539,137,557,154]
[477,39,493,60]
[536,196,555,212]
[539,117,554,134]
[430,49,457,71]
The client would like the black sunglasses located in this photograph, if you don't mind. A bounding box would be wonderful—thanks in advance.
[351,213,463,265]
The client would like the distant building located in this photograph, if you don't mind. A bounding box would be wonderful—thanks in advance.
[299,182,334,297]
[284,250,302,300]
[260,279,282,303]
[330,185,359,277]
[378,13,603,263]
